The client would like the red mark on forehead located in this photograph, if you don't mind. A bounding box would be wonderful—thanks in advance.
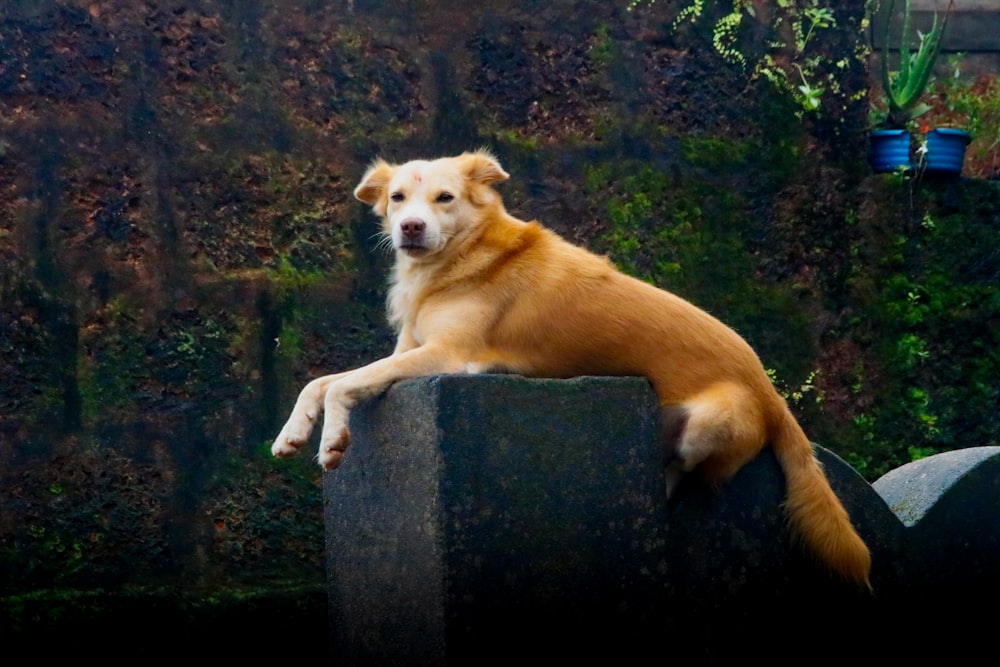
[413,171,422,183]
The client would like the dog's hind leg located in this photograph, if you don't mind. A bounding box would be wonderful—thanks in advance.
[659,405,690,499]
[660,382,768,499]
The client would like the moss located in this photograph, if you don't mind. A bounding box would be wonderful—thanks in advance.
[680,135,754,170]
[588,22,616,69]
[834,179,1000,478]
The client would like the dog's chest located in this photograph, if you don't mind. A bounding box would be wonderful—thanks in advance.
[387,268,428,333]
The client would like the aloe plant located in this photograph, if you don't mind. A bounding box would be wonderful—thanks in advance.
[880,0,954,128]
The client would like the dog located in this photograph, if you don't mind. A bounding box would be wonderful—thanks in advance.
[271,149,872,589]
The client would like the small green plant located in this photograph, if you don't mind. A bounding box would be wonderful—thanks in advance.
[767,367,825,407]
[876,0,954,128]
[764,5,838,114]
[630,0,849,117]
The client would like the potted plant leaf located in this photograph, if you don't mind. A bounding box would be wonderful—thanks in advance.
[869,0,967,174]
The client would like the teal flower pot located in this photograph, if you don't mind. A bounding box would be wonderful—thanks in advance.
[924,128,971,176]
[869,129,911,173]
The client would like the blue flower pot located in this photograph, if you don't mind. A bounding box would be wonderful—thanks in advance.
[869,129,911,173]
[924,128,971,176]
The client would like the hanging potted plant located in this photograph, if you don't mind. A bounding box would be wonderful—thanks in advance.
[921,55,1000,179]
[869,0,963,174]
[921,125,971,175]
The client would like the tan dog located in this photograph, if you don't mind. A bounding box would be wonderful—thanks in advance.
[271,150,872,589]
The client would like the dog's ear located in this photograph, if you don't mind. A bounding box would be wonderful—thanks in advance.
[354,159,395,212]
[463,149,509,185]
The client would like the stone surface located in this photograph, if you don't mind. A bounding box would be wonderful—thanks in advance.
[874,446,1000,592]
[325,375,903,664]
[325,375,667,664]
[873,446,1000,527]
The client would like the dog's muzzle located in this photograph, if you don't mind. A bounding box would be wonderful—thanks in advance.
[397,217,427,251]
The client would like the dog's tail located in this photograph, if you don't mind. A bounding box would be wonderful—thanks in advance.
[771,408,872,591]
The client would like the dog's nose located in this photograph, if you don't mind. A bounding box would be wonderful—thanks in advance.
[400,218,425,239]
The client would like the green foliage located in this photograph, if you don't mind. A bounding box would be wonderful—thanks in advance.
[680,135,753,168]
[877,0,953,128]
[631,0,856,118]
[841,191,1000,478]
[584,161,708,290]
[768,367,824,408]
[757,3,841,116]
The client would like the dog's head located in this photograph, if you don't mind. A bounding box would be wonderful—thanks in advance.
[354,149,510,260]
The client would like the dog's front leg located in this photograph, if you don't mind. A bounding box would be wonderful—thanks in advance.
[316,345,465,470]
[271,371,353,459]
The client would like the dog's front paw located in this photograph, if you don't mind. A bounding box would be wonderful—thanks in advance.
[318,425,351,471]
[271,410,317,459]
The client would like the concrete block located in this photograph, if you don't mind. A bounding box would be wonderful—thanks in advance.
[324,375,895,664]
[874,446,1000,587]
[325,375,668,664]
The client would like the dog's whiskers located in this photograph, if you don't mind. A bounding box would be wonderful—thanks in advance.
[370,231,395,253]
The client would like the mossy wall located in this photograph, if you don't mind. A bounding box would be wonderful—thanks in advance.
[0,0,997,644]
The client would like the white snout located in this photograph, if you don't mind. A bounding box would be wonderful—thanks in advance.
[391,202,443,254]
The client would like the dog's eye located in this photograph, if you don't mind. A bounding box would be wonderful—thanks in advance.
[436,192,454,203]
[390,192,405,202]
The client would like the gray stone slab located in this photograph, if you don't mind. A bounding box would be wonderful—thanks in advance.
[325,375,666,665]
[323,375,903,664]
[873,446,1000,527]
[873,446,1000,594]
